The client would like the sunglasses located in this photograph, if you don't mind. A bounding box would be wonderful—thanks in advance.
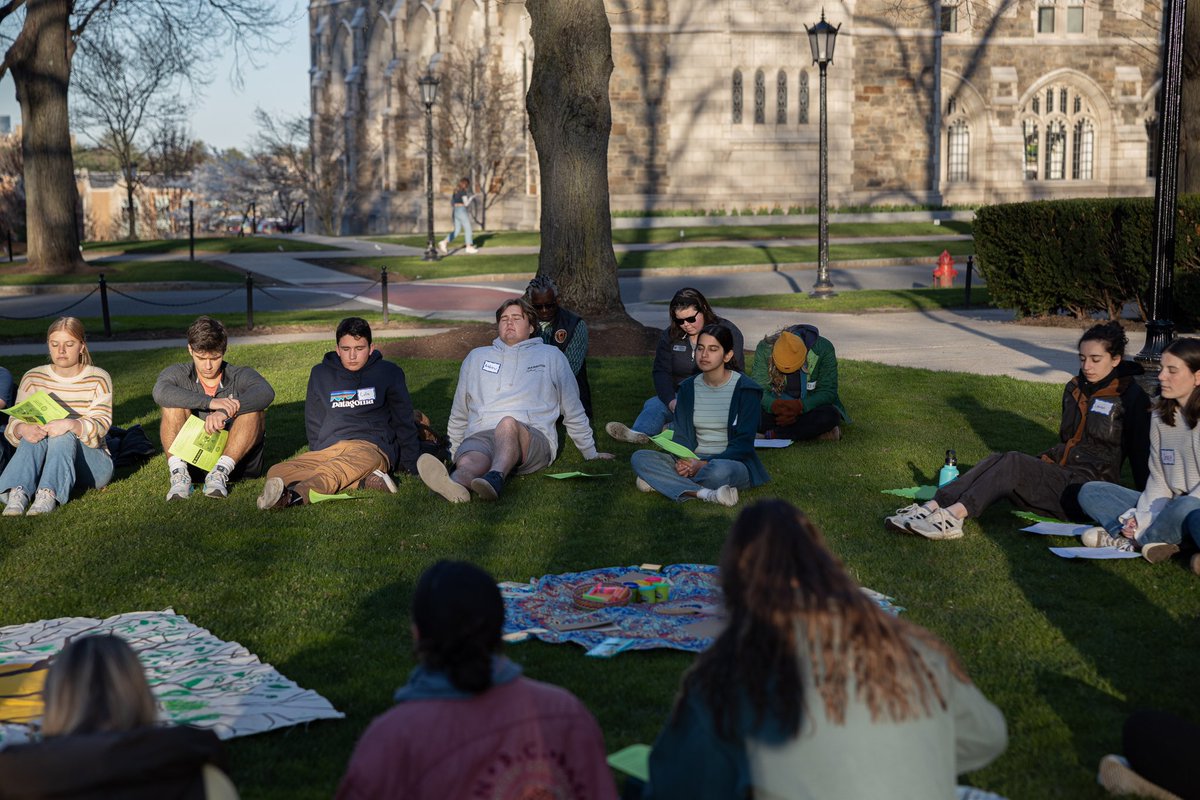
[674,312,700,325]
[532,303,556,311]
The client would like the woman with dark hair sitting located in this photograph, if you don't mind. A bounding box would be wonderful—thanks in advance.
[336,560,617,800]
[0,635,236,799]
[645,500,1007,798]
[606,287,744,443]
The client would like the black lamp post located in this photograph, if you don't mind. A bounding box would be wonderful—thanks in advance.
[806,10,840,298]
[419,71,441,262]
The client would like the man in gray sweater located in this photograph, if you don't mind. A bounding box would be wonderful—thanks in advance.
[152,316,275,500]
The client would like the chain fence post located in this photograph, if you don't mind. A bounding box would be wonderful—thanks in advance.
[381,266,389,324]
[99,274,112,337]
[245,273,254,331]
[964,255,974,309]
[189,200,195,261]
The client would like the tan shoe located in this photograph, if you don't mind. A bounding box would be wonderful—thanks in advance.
[1097,754,1181,800]
[817,425,842,442]
[418,453,469,503]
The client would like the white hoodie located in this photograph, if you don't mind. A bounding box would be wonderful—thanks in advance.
[447,337,597,461]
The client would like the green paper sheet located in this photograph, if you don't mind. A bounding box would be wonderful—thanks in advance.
[545,472,613,479]
[1,391,69,426]
[309,489,356,503]
[607,744,651,782]
[650,430,698,460]
[167,415,228,472]
[1012,510,1062,524]
[881,485,937,501]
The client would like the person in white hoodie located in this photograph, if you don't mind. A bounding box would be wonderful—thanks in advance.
[418,298,613,502]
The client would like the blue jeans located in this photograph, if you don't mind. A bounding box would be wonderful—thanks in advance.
[1185,510,1200,550]
[0,433,113,504]
[446,206,473,247]
[631,450,750,502]
[632,396,674,436]
[1077,481,1200,547]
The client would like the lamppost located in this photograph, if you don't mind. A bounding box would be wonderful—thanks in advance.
[419,71,441,262]
[806,10,840,298]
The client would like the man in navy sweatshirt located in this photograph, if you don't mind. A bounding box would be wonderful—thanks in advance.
[257,317,421,509]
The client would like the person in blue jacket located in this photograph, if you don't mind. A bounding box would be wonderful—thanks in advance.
[629,324,768,507]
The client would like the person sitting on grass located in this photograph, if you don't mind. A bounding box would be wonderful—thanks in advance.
[0,635,238,799]
[1097,710,1200,800]
[887,321,1150,541]
[750,324,847,442]
[257,317,420,510]
[335,560,618,800]
[153,316,275,501]
[0,365,14,472]
[1076,336,1200,564]
[417,299,612,504]
[643,500,1007,799]
[606,287,744,444]
[0,317,113,517]
[524,274,593,420]
[630,324,768,507]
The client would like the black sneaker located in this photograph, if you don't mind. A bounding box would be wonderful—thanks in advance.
[470,470,505,501]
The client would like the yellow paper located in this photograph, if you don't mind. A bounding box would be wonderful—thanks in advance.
[1,391,69,425]
[649,431,698,460]
[308,489,355,503]
[167,414,228,472]
[0,660,49,724]
[606,744,651,782]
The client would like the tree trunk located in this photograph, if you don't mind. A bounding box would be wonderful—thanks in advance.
[525,0,630,321]
[1182,0,1200,193]
[8,0,85,274]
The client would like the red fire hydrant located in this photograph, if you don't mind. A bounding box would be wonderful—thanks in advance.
[933,250,958,288]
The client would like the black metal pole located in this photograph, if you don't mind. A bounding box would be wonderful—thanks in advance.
[245,273,255,331]
[99,275,112,337]
[6,231,11,262]
[251,202,258,236]
[964,254,974,308]
[381,266,390,324]
[188,200,195,261]
[300,201,306,234]
[423,103,439,261]
[1136,0,1187,365]
[811,60,835,298]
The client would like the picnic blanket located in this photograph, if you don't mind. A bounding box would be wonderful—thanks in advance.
[502,564,901,655]
[0,609,343,748]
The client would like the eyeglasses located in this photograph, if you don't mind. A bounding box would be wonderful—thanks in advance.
[532,303,556,311]
[674,313,700,325]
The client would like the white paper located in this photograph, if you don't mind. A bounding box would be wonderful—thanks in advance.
[754,438,793,448]
[1049,546,1142,560]
[1021,522,1093,537]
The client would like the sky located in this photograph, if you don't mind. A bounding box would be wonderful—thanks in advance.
[0,1,310,153]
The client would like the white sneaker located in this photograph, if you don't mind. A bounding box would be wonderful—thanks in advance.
[635,477,655,493]
[166,469,192,501]
[3,487,29,516]
[906,507,965,540]
[605,421,650,445]
[26,489,58,516]
[257,477,284,511]
[1081,526,1125,549]
[703,485,739,507]
[464,245,478,254]
[417,453,469,503]
[885,503,932,533]
[437,239,448,254]
[203,465,231,499]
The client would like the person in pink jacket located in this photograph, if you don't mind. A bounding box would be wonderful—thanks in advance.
[336,560,618,800]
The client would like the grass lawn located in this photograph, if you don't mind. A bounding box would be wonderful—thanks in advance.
[81,237,341,256]
[710,286,992,313]
[0,260,245,286]
[2,344,1195,799]
[372,220,974,249]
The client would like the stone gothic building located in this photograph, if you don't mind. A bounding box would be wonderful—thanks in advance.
[308,0,1161,234]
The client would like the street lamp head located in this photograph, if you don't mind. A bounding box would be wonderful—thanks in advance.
[418,72,440,108]
[806,10,841,66]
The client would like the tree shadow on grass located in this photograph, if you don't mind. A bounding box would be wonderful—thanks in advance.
[948,393,1057,456]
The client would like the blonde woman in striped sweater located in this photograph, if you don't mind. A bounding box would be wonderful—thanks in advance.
[1,317,113,516]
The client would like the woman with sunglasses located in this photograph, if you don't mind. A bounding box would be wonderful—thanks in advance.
[606,287,744,443]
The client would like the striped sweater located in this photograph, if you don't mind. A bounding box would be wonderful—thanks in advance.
[5,365,113,450]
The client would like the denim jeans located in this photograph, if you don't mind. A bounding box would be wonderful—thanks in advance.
[1185,510,1200,550]
[631,449,750,501]
[1077,480,1200,546]
[0,433,113,505]
[632,396,674,436]
[446,206,473,247]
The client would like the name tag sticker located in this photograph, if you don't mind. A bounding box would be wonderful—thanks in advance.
[1162,449,1176,466]
[358,387,376,402]
[482,360,501,374]
[807,381,817,391]
[1091,399,1114,416]
[672,344,689,352]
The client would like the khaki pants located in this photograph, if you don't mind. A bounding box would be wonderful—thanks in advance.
[266,440,388,504]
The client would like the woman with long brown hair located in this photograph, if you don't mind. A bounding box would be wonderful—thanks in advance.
[645,500,1007,798]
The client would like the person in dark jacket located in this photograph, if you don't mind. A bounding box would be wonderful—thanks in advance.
[606,287,744,444]
[888,321,1151,540]
[153,316,275,501]
[256,317,421,509]
[630,324,767,506]
[751,324,847,442]
[0,635,236,800]
[0,365,13,472]
[524,275,593,419]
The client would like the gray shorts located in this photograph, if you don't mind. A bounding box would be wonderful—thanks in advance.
[457,424,552,475]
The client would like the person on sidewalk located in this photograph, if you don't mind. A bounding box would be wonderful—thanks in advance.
[1075,336,1200,564]
[751,324,847,442]
[417,298,612,503]
[257,317,421,510]
[888,322,1150,541]
[524,274,593,419]
[335,560,618,800]
[0,317,113,517]
[606,287,744,444]
[630,324,768,507]
[436,178,478,255]
[153,316,275,501]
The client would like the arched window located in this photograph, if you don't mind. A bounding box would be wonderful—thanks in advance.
[1045,120,1067,180]
[754,69,766,124]
[1021,83,1096,182]
[732,70,743,124]
[798,71,809,124]
[776,70,787,124]
[1023,119,1039,180]
[1072,119,1094,180]
[947,120,969,182]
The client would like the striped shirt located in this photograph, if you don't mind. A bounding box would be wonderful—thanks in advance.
[693,371,739,456]
[5,365,113,450]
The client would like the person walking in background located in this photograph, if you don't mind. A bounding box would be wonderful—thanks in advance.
[437,178,478,255]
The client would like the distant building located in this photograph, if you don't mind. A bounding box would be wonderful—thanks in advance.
[308,0,1162,235]
[0,117,11,135]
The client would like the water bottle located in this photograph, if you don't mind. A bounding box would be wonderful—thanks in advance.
[937,450,959,487]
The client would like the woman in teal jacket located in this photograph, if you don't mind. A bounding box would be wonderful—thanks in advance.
[630,324,768,507]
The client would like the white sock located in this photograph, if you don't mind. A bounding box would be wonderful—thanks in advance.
[215,455,236,473]
[168,456,188,474]
[696,487,717,502]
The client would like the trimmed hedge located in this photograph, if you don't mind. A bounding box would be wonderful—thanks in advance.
[975,195,1200,329]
